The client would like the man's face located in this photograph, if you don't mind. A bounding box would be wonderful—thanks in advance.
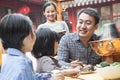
[76,13,98,38]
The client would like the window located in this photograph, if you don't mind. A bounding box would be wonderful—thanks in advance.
[101,6,110,16]
[113,3,120,16]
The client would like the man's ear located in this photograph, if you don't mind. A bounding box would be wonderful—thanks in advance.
[95,24,98,30]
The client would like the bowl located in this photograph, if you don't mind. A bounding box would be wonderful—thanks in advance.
[96,66,120,79]
[89,38,120,56]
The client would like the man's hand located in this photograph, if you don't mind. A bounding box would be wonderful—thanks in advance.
[70,60,83,68]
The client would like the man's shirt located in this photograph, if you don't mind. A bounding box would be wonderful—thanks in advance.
[57,32,102,66]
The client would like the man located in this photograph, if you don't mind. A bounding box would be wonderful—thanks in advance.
[57,8,102,67]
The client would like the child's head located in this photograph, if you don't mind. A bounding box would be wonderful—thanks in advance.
[32,28,59,58]
[0,13,36,52]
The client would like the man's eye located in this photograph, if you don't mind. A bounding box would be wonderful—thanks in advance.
[52,11,55,13]
[79,21,82,24]
[86,22,91,25]
[47,11,49,13]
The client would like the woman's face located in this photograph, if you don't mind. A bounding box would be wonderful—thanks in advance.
[54,41,58,55]
[43,5,57,22]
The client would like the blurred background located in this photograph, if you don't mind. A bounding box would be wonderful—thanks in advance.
[0,0,120,34]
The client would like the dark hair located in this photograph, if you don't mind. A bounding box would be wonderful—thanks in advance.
[78,7,100,24]
[0,13,33,50]
[31,28,59,58]
[42,1,57,12]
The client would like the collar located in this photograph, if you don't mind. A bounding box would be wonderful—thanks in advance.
[73,32,99,42]
[72,32,80,41]
[7,48,32,64]
[7,48,26,57]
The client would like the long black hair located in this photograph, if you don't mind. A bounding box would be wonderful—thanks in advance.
[31,28,59,58]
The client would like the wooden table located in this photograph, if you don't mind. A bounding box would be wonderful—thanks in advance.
[65,72,104,80]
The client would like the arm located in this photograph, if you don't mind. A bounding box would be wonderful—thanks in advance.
[57,35,71,67]
[62,21,69,34]
[36,56,58,73]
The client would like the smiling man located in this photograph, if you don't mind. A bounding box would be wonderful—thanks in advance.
[57,7,102,67]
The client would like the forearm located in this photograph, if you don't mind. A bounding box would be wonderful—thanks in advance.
[58,60,71,67]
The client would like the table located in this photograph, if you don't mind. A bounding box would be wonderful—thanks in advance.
[65,72,104,80]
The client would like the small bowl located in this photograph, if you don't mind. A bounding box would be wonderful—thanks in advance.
[96,66,120,79]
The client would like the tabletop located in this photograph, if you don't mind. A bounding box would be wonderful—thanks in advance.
[65,72,104,80]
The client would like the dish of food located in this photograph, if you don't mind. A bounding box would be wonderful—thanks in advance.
[81,64,95,74]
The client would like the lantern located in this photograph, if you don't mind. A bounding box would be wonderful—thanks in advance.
[18,5,30,14]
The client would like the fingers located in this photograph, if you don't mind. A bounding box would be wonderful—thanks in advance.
[71,60,83,68]
[71,60,83,65]
[71,72,81,78]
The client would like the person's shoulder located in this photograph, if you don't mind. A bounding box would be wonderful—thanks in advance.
[38,23,46,28]
[37,23,47,31]
[92,34,100,40]
[40,56,50,59]
[39,56,51,61]
[61,32,76,40]
[56,21,66,24]
[64,32,76,37]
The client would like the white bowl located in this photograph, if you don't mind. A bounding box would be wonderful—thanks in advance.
[96,66,120,79]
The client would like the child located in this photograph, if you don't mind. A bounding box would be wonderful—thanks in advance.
[32,28,80,78]
[0,13,51,80]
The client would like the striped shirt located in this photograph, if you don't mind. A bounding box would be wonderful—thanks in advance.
[57,32,102,66]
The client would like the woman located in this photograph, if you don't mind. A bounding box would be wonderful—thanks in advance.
[32,28,80,78]
[37,1,69,40]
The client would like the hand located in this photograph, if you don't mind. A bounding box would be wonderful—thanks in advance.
[70,60,83,68]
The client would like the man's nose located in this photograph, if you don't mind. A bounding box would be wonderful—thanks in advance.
[49,12,53,15]
[81,23,86,28]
